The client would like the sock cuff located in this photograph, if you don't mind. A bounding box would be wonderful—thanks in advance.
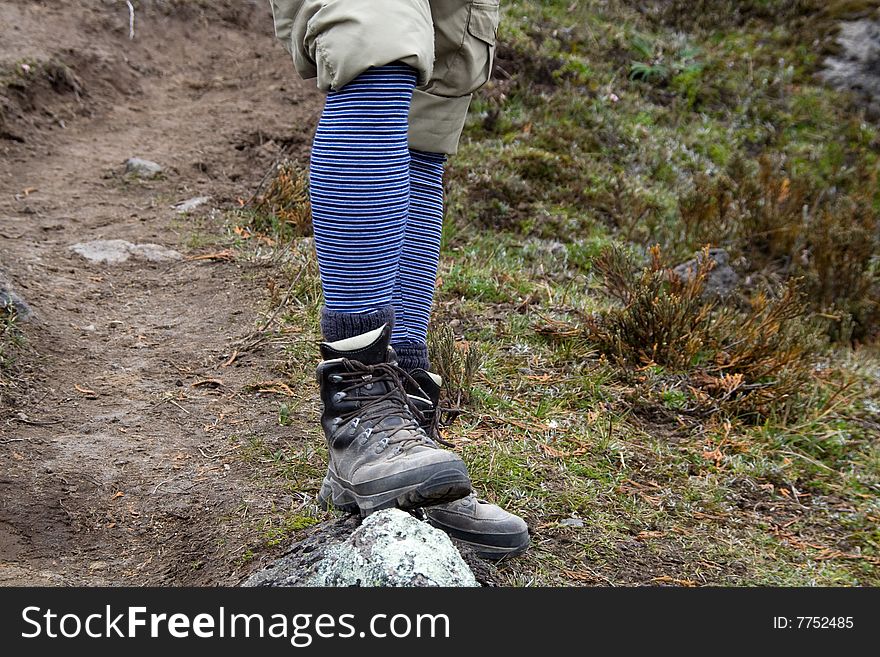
[392,341,430,372]
[321,305,395,343]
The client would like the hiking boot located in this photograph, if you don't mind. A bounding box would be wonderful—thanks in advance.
[424,492,530,560]
[406,368,531,560]
[316,325,471,516]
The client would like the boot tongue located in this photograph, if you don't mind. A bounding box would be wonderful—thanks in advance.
[320,323,391,365]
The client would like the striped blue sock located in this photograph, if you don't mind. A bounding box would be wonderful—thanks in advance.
[310,64,417,335]
[391,150,447,371]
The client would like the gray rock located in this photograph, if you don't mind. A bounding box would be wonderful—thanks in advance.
[243,509,478,588]
[124,157,163,178]
[70,239,182,264]
[0,286,32,319]
[673,248,739,299]
[172,196,211,213]
[559,518,585,528]
[0,272,32,319]
[821,20,880,117]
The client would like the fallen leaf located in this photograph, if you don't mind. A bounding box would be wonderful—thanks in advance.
[636,530,664,540]
[251,380,295,396]
[187,250,235,262]
[652,576,697,587]
[74,384,98,397]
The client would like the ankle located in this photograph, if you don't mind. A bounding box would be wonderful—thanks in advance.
[391,341,429,372]
[320,305,395,344]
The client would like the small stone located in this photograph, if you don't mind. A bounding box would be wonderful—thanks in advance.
[673,248,739,300]
[559,518,585,528]
[172,196,211,213]
[70,239,182,264]
[124,157,163,179]
[0,285,32,319]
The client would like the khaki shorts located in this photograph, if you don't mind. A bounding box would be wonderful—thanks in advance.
[269,0,501,154]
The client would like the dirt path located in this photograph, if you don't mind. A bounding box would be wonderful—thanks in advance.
[0,0,322,585]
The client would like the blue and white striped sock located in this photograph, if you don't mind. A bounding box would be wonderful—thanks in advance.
[310,64,417,341]
[391,150,447,371]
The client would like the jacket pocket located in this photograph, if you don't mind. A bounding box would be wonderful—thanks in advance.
[429,1,500,97]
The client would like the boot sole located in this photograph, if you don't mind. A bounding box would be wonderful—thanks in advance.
[318,464,471,516]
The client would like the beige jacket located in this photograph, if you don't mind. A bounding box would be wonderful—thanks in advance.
[269,0,501,153]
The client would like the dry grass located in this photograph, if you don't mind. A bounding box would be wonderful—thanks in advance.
[681,156,880,341]
[583,245,818,419]
[428,324,484,411]
[246,160,312,239]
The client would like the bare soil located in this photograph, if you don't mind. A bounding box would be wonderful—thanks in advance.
[0,0,323,585]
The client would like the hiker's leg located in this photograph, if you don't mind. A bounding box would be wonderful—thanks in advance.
[270,0,435,339]
[391,0,501,369]
[310,63,417,340]
[390,149,446,371]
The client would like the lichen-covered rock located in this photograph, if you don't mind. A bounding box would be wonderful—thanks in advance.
[242,509,478,588]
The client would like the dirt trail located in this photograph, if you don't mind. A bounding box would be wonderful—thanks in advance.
[0,0,322,584]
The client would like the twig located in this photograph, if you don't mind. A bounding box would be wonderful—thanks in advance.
[15,413,62,426]
[125,1,135,40]
[198,446,235,460]
[153,479,172,494]
[779,449,837,474]
[0,438,29,445]
[232,265,305,353]
[221,350,239,368]
[167,398,191,414]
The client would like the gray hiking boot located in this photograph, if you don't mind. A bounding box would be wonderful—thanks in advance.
[407,368,531,560]
[316,325,471,516]
[424,492,530,560]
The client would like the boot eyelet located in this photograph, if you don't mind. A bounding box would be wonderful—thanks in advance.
[330,375,343,383]
[348,417,360,432]
[332,417,342,425]
[332,392,346,402]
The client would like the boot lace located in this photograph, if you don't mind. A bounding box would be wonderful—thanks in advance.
[332,359,436,452]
